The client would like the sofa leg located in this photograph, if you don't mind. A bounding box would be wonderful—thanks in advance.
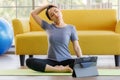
[20,55,25,66]
[114,55,120,66]
[29,55,33,58]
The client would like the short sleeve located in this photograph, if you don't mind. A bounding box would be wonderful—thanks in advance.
[70,26,78,41]
[41,20,51,30]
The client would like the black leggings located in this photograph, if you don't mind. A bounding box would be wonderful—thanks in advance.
[26,58,75,72]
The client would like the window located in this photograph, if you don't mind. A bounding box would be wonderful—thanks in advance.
[34,0,120,19]
[0,0,120,23]
[0,0,33,23]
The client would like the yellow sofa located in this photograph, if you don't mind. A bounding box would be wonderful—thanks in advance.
[12,9,120,66]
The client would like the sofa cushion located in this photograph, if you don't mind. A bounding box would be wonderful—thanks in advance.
[62,10,117,31]
[75,31,120,55]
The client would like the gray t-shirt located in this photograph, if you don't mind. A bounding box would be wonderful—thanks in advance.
[41,20,78,62]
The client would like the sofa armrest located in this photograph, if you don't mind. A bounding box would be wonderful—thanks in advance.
[12,18,30,36]
[115,20,120,33]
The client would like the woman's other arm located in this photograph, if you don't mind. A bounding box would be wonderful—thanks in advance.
[72,40,82,57]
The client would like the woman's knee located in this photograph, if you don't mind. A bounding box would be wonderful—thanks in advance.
[26,58,46,72]
[26,58,36,67]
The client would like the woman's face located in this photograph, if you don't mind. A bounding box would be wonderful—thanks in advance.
[48,7,62,21]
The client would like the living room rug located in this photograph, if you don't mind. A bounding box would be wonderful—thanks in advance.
[0,69,120,76]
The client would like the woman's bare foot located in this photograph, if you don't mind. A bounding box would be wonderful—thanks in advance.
[54,65,73,73]
[45,64,73,73]
[64,65,73,72]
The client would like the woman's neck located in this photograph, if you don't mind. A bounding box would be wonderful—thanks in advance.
[54,19,66,28]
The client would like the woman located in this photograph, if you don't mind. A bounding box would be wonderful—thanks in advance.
[26,4,82,72]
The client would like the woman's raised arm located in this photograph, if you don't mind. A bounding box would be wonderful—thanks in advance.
[31,4,49,26]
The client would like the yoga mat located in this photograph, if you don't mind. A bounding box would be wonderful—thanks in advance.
[0,69,120,76]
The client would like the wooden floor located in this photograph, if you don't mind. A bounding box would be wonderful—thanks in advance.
[0,54,120,80]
